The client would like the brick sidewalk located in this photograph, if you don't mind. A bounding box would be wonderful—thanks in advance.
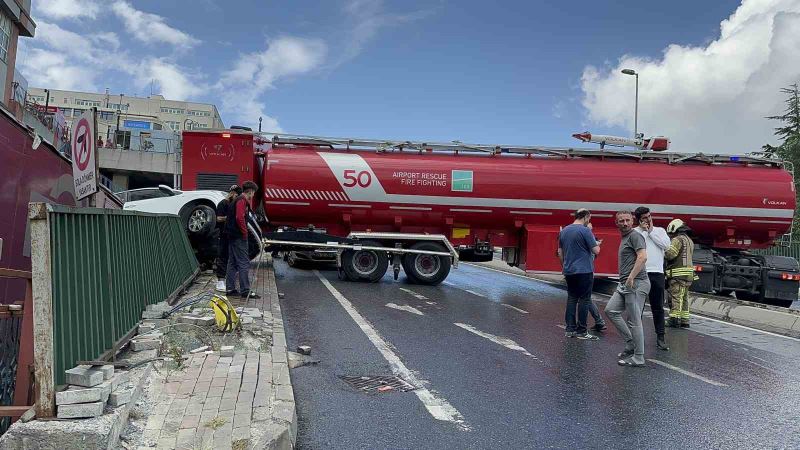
[144,351,273,449]
[139,258,296,450]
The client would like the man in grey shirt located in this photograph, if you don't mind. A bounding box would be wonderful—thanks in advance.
[605,210,650,367]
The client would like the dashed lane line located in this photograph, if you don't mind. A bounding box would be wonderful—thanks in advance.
[501,304,529,314]
[454,323,539,360]
[386,303,425,316]
[399,287,428,300]
[465,263,800,343]
[647,359,729,387]
[314,270,468,430]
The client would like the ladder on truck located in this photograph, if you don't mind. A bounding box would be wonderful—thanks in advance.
[256,132,788,168]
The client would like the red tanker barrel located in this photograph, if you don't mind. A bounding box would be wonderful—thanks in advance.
[263,145,794,242]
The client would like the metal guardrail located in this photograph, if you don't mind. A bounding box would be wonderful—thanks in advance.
[28,203,198,415]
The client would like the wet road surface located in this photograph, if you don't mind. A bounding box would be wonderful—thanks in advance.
[276,260,800,450]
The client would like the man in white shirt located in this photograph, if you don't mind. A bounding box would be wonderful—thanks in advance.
[634,207,671,351]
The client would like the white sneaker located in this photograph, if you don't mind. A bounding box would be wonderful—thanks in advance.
[215,280,226,292]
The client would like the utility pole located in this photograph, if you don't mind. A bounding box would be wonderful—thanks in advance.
[621,69,639,138]
[259,116,262,132]
[115,94,124,147]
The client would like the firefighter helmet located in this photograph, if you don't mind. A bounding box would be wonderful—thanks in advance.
[667,219,686,234]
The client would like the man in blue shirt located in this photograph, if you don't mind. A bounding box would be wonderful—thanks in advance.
[558,209,602,340]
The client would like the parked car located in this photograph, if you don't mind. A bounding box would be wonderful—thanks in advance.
[118,185,263,267]
[119,185,226,237]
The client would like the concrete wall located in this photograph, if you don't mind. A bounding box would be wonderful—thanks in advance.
[99,148,180,176]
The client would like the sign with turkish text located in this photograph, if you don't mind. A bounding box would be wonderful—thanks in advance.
[71,110,98,200]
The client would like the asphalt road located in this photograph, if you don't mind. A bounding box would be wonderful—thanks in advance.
[276,260,800,450]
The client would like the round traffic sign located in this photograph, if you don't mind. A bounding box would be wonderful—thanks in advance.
[73,117,93,171]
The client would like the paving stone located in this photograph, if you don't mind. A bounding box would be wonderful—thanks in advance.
[241,316,254,324]
[146,414,166,430]
[207,387,224,398]
[57,401,104,419]
[252,406,270,422]
[157,437,177,449]
[56,386,104,405]
[203,396,221,410]
[219,398,236,411]
[138,323,156,334]
[141,310,165,319]
[275,384,293,402]
[131,339,161,351]
[65,366,104,387]
[111,370,131,390]
[233,413,251,429]
[232,426,251,441]
[180,415,201,429]
[176,428,195,444]
[96,380,113,402]
[239,382,256,393]
[96,364,114,380]
[211,377,227,387]
[109,389,132,407]
[220,346,235,357]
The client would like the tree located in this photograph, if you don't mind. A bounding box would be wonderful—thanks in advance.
[763,84,800,237]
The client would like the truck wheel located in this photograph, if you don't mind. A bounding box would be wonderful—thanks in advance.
[182,204,216,237]
[342,240,388,282]
[287,252,307,269]
[403,242,451,285]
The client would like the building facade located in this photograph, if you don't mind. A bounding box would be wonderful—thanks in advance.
[24,88,225,191]
[0,0,34,115]
[26,88,225,141]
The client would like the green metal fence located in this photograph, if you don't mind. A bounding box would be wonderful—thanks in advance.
[751,243,800,261]
[47,205,198,385]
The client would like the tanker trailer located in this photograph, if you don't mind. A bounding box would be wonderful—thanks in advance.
[181,131,799,306]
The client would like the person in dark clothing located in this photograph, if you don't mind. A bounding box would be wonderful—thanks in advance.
[226,181,260,299]
[215,185,242,292]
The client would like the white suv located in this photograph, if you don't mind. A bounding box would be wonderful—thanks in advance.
[119,185,227,237]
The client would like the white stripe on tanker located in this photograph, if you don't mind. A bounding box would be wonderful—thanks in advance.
[317,152,793,219]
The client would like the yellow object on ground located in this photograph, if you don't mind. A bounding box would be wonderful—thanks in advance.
[209,295,240,332]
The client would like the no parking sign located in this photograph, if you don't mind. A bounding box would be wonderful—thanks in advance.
[71,110,97,200]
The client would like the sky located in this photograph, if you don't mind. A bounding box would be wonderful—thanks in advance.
[17,0,800,154]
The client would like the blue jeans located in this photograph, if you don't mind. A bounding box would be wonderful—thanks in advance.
[565,272,598,333]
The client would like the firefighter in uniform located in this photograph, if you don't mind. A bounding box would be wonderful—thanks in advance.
[665,219,695,328]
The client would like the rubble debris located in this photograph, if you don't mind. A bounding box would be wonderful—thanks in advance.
[57,401,104,419]
[130,339,161,352]
[98,364,115,380]
[56,387,105,405]
[190,346,210,354]
[297,345,312,355]
[109,390,132,407]
[220,346,235,357]
[65,366,104,387]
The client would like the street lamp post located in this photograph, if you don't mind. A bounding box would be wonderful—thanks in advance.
[258,116,262,132]
[621,69,639,138]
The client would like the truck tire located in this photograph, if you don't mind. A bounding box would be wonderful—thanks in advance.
[182,204,216,237]
[342,240,388,282]
[403,242,451,285]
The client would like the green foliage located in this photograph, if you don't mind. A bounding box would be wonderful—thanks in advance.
[763,84,800,236]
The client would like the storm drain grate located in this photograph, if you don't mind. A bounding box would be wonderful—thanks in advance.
[339,375,416,394]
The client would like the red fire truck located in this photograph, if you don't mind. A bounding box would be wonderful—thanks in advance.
[182,130,799,307]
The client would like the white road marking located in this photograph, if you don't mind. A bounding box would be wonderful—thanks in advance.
[399,287,428,300]
[454,323,538,360]
[556,324,566,329]
[386,303,424,316]
[647,359,729,387]
[745,359,776,373]
[466,263,800,342]
[425,301,436,305]
[502,304,529,314]
[314,271,468,429]
[442,281,456,287]
[465,289,485,298]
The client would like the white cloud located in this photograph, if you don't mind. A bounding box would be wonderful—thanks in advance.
[36,0,99,20]
[580,0,800,154]
[139,58,205,101]
[218,36,327,130]
[111,1,200,49]
[18,48,98,91]
[336,0,433,66]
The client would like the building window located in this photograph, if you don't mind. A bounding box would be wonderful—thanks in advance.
[165,121,181,130]
[160,107,185,115]
[76,99,102,107]
[188,110,211,117]
[98,111,115,120]
[115,130,131,149]
[109,103,129,111]
[0,13,10,63]
[72,108,86,116]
